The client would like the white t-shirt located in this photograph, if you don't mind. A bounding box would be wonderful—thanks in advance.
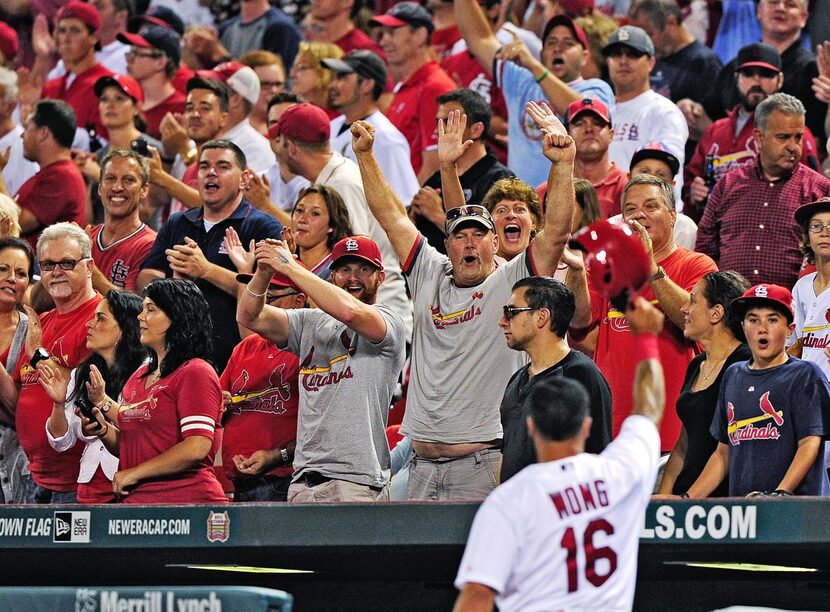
[222,119,276,175]
[455,415,659,612]
[609,89,689,202]
[265,162,310,211]
[317,152,413,337]
[0,124,38,197]
[330,110,419,207]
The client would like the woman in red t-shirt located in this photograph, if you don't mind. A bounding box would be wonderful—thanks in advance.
[42,290,146,503]
[86,279,227,504]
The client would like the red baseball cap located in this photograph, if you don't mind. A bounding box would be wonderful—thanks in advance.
[330,236,383,271]
[236,259,309,291]
[274,103,330,143]
[542,15,589,50]
[56,0,102,33]
[560,0,595,16]
[566,98,611,126]
[94,74,144,104]
[731,284,794,322]
[0,21,19,62]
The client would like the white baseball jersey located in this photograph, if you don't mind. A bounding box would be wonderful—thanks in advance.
[455,415,659,612]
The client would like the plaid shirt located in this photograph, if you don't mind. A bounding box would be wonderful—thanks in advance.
[695,160,830,288]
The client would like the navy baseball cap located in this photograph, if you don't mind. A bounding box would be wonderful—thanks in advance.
[370,2,435,33]
[630,141,681,177]
[118,24,181,66]
[735,42,782,73]
[130,6,185,35]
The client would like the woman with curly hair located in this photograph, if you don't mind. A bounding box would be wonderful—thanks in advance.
[288,185,353,281]
[288,41,343,117]
[86,279,227,503]
[43,290,146,503]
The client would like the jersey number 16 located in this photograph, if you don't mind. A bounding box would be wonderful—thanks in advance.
[560,518,618,593]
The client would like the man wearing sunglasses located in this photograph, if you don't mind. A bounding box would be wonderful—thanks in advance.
[350,101,575,501]
[16,223,103,504]
[685,43,820,219]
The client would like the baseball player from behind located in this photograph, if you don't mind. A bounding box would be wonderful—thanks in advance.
[453,297,666,612]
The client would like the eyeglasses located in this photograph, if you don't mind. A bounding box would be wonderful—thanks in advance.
[502,305,539,320]
[39,258,86,272]
[266,290,299,303]
[127,49,163,59]
[808,222,830,234]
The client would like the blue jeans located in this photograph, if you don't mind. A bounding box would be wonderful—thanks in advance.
[23,476,78,504]
[233,476,291,502]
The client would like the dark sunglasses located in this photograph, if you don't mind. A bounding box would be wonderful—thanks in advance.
[39,258,86,272]
[502,305,539,320]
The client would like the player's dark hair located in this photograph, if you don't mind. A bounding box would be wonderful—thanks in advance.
[0,238,35,279]
[267,92,303,112]
[701,270,751,342]
[512,276,575,337]
[200,139,248,171]
[143,279,216,376]
[528,378,590,441]
[437,88,491,142]
[69,291,147,408]
[292,185,353,250]
[186,76,230,112]
[31,99,77,149]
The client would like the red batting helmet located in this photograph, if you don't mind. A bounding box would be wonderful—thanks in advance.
[569,219,650,309]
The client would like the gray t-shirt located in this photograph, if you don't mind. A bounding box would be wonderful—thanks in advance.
[284,304,406,488]
[401,237,532,444]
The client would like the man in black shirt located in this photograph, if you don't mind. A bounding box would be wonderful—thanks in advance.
[498,276,612,482]
[410,88,513,253]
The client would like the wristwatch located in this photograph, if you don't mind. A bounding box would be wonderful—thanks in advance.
[279,447,290,466]
[648,266,666,283]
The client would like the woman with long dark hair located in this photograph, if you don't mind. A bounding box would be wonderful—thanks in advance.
[287,185,353,281]
[43,290,146,503]
[0,237,34,503]
[87,279,227,503]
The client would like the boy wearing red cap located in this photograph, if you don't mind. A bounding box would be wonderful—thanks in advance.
[238,236,406,502]
[41,1,114,139]
[685,284,830,497]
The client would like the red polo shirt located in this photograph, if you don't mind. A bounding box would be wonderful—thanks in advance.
[42,63,113,139]
[142,89,187,140]
[385,60,456,175]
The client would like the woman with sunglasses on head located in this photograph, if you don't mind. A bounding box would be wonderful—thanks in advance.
[42,290,146,503]
[0,238,34,503]
[84,279,227,503]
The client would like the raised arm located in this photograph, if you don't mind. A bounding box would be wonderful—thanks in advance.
[236,241,291,346]
[526,101,574,276]
[438,110,471,211]
[626,296,666,427]
[454,0,502,76]
[257,240,389,343]
[351,122,420,264]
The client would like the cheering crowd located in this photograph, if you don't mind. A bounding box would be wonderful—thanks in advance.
[0,0,829,505]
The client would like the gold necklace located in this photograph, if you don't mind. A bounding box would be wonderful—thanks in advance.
[699,344,739,381]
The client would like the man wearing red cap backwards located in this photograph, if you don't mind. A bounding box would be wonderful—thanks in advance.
[351,101,575,501]
[40,1,114,139]
[238,236,406,502]
[683,284,830,498]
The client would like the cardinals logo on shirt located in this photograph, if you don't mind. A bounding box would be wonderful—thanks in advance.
[430,302,483,330]
[118,390,163,421]
[227,363,292,416]
[727,391,783,445]
[299,339,355,392]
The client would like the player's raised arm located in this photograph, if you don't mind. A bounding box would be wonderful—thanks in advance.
[626,296,666,427]
[351,121,420,264]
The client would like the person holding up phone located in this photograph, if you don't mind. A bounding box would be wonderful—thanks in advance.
[42,290,146,503]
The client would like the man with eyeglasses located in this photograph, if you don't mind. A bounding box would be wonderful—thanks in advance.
[679,0,826,148]
[686,43,820,220]
[498,277,611,483]
[119,24,186,140]
[15,223,103,504]
[237,236,406,502]
[696,92,830,289]
[603,25,688,201]
[351,101,575,500]
[454,6,613,187]
[220,269,305,502]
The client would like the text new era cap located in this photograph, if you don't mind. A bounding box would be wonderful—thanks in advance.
[602,25,654,57]
[735,42,782,73]
[369,2,434,33]
[331,236,384,270]
[731,284,794,322]
[321,50,388,87]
